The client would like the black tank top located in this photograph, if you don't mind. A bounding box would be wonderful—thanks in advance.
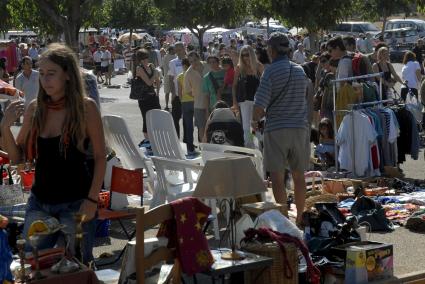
[31,136,92,204]
[244,74,260,101]
[377,63,392,82]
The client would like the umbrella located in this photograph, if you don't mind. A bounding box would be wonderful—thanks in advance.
[0,80,23,98]
[118,32,142,43]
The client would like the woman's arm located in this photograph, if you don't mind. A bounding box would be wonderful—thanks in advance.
[79,99,106,221]
[232,66,240,108]
[153,68,161,96]
[1,100,31,164]
[372,62,379,75]
[415,68,422,84]
[257,62,264,76]
[177,77,183,100]
[389,63,403,84]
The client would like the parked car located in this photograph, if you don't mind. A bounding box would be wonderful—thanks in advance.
[329,21,380,37]
[374,27,419,46]
[385,19,425,38]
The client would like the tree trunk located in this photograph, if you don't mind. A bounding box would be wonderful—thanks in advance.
[197,30,205,59]
[309,31,319,54]
[37,0,81,51]
[381,8,387,35]
[129,28,133,47]
[266,17,270,36]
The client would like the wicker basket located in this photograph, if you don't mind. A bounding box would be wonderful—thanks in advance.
[243,241,298,284]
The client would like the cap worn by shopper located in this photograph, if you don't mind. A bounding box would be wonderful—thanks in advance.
[267,32,290,53]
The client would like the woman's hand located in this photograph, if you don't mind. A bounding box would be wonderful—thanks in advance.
[2,100,24,127]
[78,199,97,222]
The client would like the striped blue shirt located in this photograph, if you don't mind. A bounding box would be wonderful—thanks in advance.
[254,56,308,132]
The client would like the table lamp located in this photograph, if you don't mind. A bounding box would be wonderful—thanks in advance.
[193,156,267,260]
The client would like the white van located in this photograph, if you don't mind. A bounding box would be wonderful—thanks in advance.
[330,21,380,37]
[385,19,425,38]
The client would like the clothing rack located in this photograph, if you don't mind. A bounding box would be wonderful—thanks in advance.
[331,72,384,176]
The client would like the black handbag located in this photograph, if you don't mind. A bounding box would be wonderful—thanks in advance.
[313,89,323,111]
[129,65,156,101]
[236,75,247,103]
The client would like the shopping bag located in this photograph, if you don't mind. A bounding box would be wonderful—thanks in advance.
[0,184,25,206]
[405,92,423,124]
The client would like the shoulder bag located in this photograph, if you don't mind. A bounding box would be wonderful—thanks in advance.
[236,74,247,103]
[129,65,156,101]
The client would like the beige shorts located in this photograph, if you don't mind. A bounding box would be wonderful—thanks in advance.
[263,128,309,173]
[164,76,171,94]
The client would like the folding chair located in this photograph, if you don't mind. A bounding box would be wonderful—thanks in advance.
[96,165,143,266]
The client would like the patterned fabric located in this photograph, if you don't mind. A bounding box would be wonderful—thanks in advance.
[157,197,213,275]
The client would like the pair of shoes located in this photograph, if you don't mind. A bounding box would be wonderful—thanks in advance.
[138,139,150,148]
[185,151,200,159]
[164,107,170,112]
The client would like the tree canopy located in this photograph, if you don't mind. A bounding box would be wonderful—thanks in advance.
[154,0,248,50]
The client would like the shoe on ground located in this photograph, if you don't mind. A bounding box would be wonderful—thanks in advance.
[186,151,200,159]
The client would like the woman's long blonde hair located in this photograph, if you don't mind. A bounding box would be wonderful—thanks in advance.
[238,45,260,76]
[29,43,87,156]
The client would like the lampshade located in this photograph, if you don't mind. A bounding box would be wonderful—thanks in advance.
[193,156,267,199]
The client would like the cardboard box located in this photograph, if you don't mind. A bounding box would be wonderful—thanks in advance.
[331,241,393,284]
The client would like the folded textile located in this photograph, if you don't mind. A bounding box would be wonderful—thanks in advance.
[157,197,213,276]
[338,198,355,208]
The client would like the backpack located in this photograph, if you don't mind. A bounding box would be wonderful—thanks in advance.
[343,52,368,77]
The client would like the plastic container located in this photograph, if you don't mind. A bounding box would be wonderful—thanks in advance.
[95,219,111,238]
[20,170,35,191]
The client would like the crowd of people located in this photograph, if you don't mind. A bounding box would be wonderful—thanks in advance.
[0,27,424,266]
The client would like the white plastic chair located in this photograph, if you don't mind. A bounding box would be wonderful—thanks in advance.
[146,109,202,164]
[150,156,220,240]
[102,115,156,194]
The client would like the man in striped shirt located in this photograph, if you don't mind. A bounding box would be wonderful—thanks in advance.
[253,32,309,225]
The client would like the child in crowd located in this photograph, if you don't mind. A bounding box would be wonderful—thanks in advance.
[315,118,335,166]
[220,56,235,108]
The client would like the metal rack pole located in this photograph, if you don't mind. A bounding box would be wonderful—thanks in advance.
[333,82,338,171]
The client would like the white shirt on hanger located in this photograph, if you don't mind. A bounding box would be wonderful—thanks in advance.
[337,111,377,177]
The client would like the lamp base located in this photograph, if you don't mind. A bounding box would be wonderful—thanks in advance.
[221,250,246,260]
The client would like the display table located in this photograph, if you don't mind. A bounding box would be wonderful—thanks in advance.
[200,249,273,283]
[119,241,272,283]
[17,268,99,284]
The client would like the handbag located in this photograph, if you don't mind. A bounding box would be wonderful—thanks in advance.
[0,166,25,206]
[313,89,323,111]
[236,75,247,103]
[129,65,156,101]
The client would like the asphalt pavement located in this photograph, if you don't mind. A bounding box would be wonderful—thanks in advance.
[95,64,425,279]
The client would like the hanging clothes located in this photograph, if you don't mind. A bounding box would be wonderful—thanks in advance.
[395,107,419,163]
[335,84,361,128]
[337,111,378,177]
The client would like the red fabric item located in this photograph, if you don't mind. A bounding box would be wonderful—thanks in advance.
[157,197,214,275]
[243,227,321,284]
[371,144,379,169]
[0,80,24,97]
[224,67,235,87]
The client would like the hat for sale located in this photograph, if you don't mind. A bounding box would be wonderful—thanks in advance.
[267,32,290,53]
